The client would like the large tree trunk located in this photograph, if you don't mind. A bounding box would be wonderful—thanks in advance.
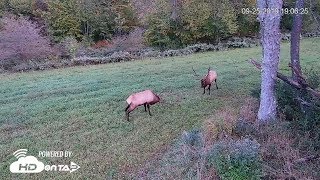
[257,0,283,122]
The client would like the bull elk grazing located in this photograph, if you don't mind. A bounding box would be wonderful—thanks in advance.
[193,67,218,95]
[125,90,160,121]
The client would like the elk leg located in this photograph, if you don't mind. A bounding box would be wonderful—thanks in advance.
[147,104,152,116]
[126,111,130,121]
[203,87,206,94]
[125,104,130,112]
[215,79,218,89]
[125,104,136,121]
[144,103,147,112]
[125,104,130,121]
[208,84,211,95]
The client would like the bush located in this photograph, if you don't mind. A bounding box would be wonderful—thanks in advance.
[108,28,146,53]
[206,138,262,180]
[251,68,320,152]
[276,69,320,152]
[0,14,55,71]
[57,37,81,59]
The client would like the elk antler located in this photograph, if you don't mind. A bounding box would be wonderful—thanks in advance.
[192,67,200,77]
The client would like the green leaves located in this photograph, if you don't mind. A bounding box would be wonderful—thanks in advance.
[144,0,250,48]
[41,0,82,42]
[39,0,138,42]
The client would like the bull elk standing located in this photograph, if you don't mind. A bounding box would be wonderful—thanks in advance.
[125,90,160,121]
[193,67,218,95]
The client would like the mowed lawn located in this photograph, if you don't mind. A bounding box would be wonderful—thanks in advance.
[0,38,319,179]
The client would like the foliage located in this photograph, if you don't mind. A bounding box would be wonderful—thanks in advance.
[0,14,54,70]
[0,0,138,43]
[276,69,320,152]
[40,0,82,42]
[39,0,138,42]
[58,37,81,59]
[143,1,176,48]
[206,138,262,180]
[144,0,257,48]
[281,0,320,32]
[113,0,139,33]
[107,28,146,52]
[0,35,262,72]
[1,0,33,16]
[78,0,117,42]
[130,0,157,24]
[0,1,5,16]
[232,0,259,36]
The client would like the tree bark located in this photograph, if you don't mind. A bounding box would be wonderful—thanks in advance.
[291,0,304,82]
[250,59,320,98]
[291,0,306,112]
[257,0,283,122]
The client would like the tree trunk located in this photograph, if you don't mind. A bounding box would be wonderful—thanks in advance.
[291,0,305,112]
[291,0,304,82]
[257,0,283,122]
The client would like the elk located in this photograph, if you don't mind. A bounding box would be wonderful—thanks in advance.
[193,67,218,95]
[125,90,161,121]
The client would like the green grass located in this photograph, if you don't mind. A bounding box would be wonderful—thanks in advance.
[0,38,319,179]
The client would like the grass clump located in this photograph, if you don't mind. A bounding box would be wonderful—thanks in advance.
[206,138,262,180]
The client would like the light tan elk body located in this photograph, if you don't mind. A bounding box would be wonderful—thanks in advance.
[193,67,218,94]
[125,90,160,121]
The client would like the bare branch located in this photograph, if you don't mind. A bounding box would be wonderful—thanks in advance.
[294,97,320,109]
[294,155,320,164]
[249,59,320,98]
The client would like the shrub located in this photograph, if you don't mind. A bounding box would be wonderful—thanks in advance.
[206,138,262,180]
[144,11,178,49]
[251,68,320,152]
[0,14,54,71]
[276,70,320,152]
[108,28,146,52]
[57,37,81,59]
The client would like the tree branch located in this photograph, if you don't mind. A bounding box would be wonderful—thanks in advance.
[249,59,320,98]
[294,155,320,164]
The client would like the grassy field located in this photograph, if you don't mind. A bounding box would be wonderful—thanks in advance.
[0,38,319,179]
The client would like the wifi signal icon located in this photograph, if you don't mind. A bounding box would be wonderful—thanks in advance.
[13,149,28,159]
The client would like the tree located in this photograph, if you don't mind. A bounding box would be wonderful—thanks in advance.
[290,0,304,82]
[40,0,138,42]
[144,0,240,48]
[256,0,283,122]
[1,0,33,16]
[78,0,116,41]
[41,0,82,42]
[251,0,320,99]
[0,15,54,69]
